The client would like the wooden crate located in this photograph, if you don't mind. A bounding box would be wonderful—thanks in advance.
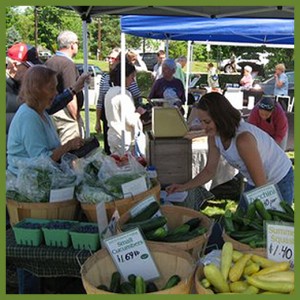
[146,134,192,186]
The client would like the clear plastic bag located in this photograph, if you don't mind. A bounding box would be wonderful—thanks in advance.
[75,183,114,204]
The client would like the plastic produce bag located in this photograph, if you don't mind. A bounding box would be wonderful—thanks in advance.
[98,153,151,199]
[75,183,114,204]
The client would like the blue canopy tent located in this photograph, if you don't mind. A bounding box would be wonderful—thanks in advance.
[121,15,294,47]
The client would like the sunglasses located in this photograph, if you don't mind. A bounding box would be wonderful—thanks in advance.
[258,103,274,111]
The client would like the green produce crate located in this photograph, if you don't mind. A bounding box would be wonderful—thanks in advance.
[13,218,50,246]
[42,220,78,248]
[70,222,100,251]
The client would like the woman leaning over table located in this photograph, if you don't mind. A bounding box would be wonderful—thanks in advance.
[166,92,294,208]
[7,65,85,176]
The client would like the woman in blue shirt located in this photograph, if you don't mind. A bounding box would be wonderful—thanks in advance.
[7,65,85,175]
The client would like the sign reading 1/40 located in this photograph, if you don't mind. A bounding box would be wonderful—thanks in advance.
[266,222,294,269]
[104,228,160,281]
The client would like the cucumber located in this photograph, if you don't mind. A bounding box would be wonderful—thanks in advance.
[109,271,121,293]
[254,199,272,220]
[128,274,136,288]
[183,217,201,231]
[167,224,190,236]
[97,284,109,291]
[249,239,266,249]
[146,281,159,293]
[120,282,135,294]
[162,226,207,242]
[223,209,235,233]
[144,226,168,240]
[135,276,146,294]
[238,233,263,245]
[121,216,168,233]
[162,275,181,290]
[127,201,160,223]
[229,230,261,240]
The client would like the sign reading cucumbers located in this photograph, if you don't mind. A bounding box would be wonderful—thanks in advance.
[243,183,284,211]
[104,228,160,281]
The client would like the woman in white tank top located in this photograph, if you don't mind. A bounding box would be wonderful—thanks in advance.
[166,92,294,206]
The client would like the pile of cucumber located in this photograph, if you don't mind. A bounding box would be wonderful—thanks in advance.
[97,271,181,293]
[224,199,294,248]
[121,202,207,242]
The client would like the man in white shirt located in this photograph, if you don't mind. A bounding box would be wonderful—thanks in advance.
[152,50,166,81]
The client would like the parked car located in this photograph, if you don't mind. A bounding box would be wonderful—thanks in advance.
[141,52,157,71]
[218,51,273,76]
[255,71,294,99]
[75,64,103,90]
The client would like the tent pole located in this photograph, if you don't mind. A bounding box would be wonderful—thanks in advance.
[184,40,192,119]
[82,19,90,138]
[121,32,126,155]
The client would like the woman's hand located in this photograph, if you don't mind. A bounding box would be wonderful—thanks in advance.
[66,137,85,151]
[165,183,186,195]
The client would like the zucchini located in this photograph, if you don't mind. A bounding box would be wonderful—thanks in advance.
[237,233,263,245]
[135,276,146,294]
[223,209,235,233]
[249,239,266,249]
[146,281,159,293]
[229,230,261,240]
[144,226,168,240]
[254,199,272,220]
[267,209,294,222]
[245,202,257,220]
[121,216,168,233]
[120,282,135,294]
[162,275,181,290]
[127,201,160,223]
[279,201,294,219]
[183,217,201,231]
[109,271,121,293]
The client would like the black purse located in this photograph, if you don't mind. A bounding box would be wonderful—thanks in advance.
[69,136,100,158]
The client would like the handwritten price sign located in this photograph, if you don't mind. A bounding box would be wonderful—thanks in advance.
[266,222,294,269]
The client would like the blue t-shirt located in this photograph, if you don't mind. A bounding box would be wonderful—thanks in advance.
[274,73,288,96]
[7,103,61,175]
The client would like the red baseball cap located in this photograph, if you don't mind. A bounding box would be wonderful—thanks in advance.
[7,42,42,66]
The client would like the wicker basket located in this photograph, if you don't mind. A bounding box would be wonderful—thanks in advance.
[222,231,266,257]
[6,198,78,227]
[80,182,161,221]
[117,205,212,259]
[81,243,195,294]
[194,264,215,294]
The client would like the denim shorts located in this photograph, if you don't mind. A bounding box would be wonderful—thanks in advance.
[239,166,294,210]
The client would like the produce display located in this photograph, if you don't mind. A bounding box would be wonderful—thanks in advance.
[223,199,294,248]
[96,271,181,294]
[120,202,208,243]
[196,241,294,294]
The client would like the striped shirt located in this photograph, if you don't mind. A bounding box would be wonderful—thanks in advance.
[96,73,142,110]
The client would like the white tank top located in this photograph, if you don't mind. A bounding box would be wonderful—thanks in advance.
[215,121,292,186]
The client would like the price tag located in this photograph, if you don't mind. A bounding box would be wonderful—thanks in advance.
[104,228,160,281]
[50,186,75,202]
[266,222,294,269]
[243,183,284,211]
[121,177,148,198]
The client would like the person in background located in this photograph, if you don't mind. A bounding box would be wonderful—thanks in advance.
[166,92,294,208]
[148,58,186,114]
[273,63,289,111]
[6,42,89,146]
[105,62,145,155]
[126,49,148,72]
[45,30,85,144]
[240,65,253,89]
[207,62,219,89]
[152,49,166,81]
[174,55,187,86]
[95,47,146,154]
[248,96,288,150]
